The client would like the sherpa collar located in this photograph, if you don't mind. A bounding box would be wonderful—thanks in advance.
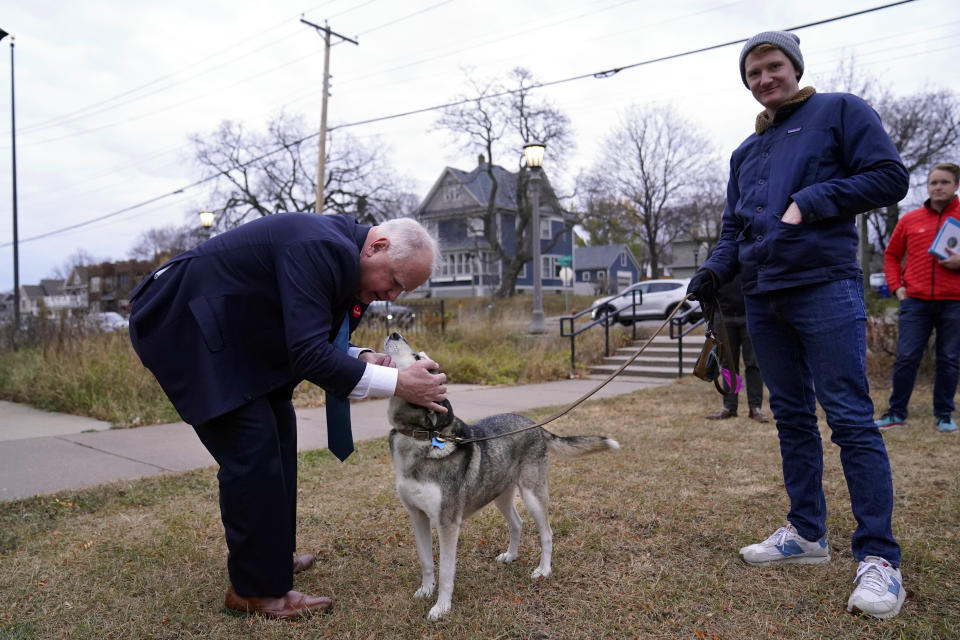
[755,86,816,135]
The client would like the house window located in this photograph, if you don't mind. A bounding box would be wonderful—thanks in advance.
[620,253,627,267]
[583,271,591,281]
[90,277,101,293]
[119,273,131,289]
[438,251,482,279]
[540,218,551,240]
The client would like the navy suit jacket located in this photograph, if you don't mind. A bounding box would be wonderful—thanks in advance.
[129,213,371,425]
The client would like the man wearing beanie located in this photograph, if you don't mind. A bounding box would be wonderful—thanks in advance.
[686,31,909,619]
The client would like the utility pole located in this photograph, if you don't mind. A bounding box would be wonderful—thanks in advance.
[300,17,358,214]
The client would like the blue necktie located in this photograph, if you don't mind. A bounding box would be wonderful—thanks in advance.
[325,316,354,461]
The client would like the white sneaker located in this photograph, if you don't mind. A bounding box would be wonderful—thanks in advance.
[739,524,830,566]
[846,556,905,619]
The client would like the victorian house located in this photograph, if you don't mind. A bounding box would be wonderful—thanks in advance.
[414,156,574,298]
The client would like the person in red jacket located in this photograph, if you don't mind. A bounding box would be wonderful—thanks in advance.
[876,162,960,433]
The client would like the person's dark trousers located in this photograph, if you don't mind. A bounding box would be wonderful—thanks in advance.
[720,318,764,413]
[744,278,901,566]
[887,298,960,420]
[193,381,300,597]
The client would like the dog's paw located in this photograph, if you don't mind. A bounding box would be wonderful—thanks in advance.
[530,566,552,579]
[495,552,517,563]
[414,583,435,599]
[427,601,450,621]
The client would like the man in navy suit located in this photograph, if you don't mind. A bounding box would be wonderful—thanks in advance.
[129,213,447,619]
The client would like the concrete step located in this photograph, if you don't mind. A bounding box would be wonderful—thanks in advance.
[588,364,686,379]
[586,374,672,386]
[603,355,699,367]
[590,335,704,378]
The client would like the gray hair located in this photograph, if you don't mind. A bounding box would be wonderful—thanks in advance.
[378,217,440,271]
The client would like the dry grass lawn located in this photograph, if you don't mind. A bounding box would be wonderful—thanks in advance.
[1,376,958,639]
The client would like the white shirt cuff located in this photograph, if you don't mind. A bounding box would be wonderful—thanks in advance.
[347,346,371,359]
[348,363,399,399]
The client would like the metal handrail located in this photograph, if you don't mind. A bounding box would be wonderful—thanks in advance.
[559,289,642,374]
[669,307,706,377]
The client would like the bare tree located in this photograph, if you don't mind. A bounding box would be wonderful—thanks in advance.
[591,104,718,277]
[871,88,960,252]
[48,248,99,280]
[435,67,576,298]
[676,176,727,255]
[190,111,415,231]
[128,224,201,263]
[575,173,646,272]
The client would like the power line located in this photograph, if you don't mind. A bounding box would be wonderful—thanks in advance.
[8,2,339,137]
[0,0,919,249]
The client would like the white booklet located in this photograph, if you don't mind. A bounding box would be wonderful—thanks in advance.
[928,217,960,259]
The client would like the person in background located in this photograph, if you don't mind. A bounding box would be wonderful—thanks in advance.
[875,162,960,433]
[705,272,769,423]
[686,31,909,619]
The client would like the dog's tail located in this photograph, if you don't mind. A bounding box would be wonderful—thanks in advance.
[543,431,620,457]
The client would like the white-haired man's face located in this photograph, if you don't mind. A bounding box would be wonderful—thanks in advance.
[356,235,432,305]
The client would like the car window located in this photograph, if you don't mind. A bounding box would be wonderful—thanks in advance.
[653,283,682,292]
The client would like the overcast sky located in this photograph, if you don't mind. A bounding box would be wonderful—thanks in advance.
[0,0,957,288]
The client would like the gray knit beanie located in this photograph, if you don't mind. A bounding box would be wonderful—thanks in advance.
[739,31,804,87]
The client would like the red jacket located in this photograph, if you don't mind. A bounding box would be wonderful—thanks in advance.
[884,196,960,300]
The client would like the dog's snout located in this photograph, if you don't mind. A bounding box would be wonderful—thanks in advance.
[390,331,402,341]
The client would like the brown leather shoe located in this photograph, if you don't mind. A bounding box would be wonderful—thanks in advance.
[749,407,770,423]
[706,408,737,420]
[293,553,315,574]
[225,585,332,619]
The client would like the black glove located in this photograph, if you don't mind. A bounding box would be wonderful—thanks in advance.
[687,268,718,302]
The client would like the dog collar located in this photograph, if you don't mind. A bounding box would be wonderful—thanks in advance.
[392,428,464,444]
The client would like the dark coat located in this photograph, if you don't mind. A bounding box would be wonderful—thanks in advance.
[705,92,909,295]
[129,213,370,425]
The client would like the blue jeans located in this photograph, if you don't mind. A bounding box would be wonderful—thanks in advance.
[745,278,900,566]
[887,298,960,420]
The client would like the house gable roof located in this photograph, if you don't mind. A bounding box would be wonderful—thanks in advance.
[416,159,566,219]
[447,163,519,210]
[40,279,64,295]
[574,244,637,270]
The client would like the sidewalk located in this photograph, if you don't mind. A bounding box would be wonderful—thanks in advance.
[0,376,668,502]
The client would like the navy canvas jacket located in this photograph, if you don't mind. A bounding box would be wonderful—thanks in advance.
[704,92,909,294]
[129,213,371,425]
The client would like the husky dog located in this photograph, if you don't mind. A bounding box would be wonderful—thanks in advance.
[383,332,620,621]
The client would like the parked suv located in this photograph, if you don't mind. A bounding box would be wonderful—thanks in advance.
[84,311,129,332]
[591,279,699,325]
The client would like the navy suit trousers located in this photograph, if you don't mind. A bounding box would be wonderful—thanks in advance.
[194,381,300,597]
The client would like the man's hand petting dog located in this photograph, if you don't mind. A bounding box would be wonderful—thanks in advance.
[395,359,448,413]
[358,351,394,367]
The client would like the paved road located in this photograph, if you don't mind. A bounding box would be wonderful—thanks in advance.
[0,376,666,502]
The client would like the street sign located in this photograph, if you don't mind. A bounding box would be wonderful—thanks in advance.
[559,267,573,286]
[556,254,572,267]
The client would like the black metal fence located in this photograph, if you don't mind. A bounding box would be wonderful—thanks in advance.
[360,299,446,334]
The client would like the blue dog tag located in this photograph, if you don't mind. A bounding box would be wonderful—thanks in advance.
[431,437,446,450]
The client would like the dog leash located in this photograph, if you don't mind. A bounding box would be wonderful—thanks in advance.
[442,294,699,445]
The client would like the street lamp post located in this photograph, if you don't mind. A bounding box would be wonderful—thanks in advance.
[524,142,546,334]
[1,28,19,332]
[199,211,215,240]
[693,246,700,270]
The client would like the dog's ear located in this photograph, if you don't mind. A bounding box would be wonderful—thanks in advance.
[431,398,455,430]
